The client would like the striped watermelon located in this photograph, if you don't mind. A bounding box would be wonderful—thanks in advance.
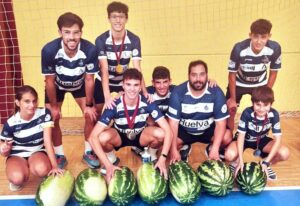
[36,170,74,206]
[169,161,201,204]
[197,160,234,196]
[108,166,137,206]
[236,162,267,195]
[74,168,107,206]
[137,162,168,204]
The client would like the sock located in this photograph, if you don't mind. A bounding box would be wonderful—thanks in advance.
[54,145,64,156]
[85,141,92,153]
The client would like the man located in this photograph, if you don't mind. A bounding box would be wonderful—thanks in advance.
[226,19,282,131]
[89,68,172,181]
[94,1,150,113]
[167,60,232,163]
[41,12,99,169]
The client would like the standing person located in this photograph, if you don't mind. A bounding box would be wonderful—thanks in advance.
[42,12,99,169]
[0,86,63,191]
[226,19,282,131]
[167,60,232,163]
[89,69,172,182]
[94,1,150,113]
[225,86,289,180]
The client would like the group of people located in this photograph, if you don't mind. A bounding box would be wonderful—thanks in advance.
[0,1,290,191]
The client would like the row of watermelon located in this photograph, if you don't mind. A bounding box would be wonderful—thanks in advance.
[36,160,266,206]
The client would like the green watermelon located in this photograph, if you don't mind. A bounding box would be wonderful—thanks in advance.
[108,166,137,206]
[36,170,74,206]
[197,160,234,196]
[169,161,201,204]
[137,162,168,204]
[74,168,107,206]
[236,162,267,195]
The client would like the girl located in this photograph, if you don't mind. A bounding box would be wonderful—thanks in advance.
[0,85,63,191]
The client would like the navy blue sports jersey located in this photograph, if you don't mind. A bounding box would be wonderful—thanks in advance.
[95,30,141,87]
[42,38,98,91]
[228,39,281,88]
[147,85,175,115]
[0,108,54,158]
[167,82,229,135]
[237,106,281,142]
[98,95,163,136]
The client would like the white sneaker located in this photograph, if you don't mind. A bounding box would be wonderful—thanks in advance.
[148,147,158,162]
[9,182,23,192]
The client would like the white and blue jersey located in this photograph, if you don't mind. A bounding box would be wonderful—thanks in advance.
[42,38,98,91]
[237,107,281,142]
[228,38,281,88]
[98,95,163,136]
[0,108,54,158]
[95,30,141,87]
[147,85,175,115]
[167,82,229,135]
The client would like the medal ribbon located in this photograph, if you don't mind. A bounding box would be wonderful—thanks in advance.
[112,32,126,66]
[123,94,140,129]
[254,113,268,150]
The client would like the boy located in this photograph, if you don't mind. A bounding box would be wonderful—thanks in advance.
[89,69,172,181]
[226,86,289,180]
[226,19,282,131]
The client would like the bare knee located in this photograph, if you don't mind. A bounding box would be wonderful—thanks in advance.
[225,149,238,162]
[8,171,28,185]
[30,162,50,177]
[278,146,290,161]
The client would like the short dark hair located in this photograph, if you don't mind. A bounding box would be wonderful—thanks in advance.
[251,86,274,104]
[250,19,272,35]
[188,60,208,74]
[107,1,129,18]
[15,85,38,113]
[152,66,170,80]
[123,68,142,81]
[57,12,84,31]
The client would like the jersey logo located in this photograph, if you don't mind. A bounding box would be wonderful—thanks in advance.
[45,114,51,121]
[132,49,139,56]
[151,110,158,118]
[221,104,227,113]
[204,105,209,111]
[274,122,281,130]
[79,59,84,67]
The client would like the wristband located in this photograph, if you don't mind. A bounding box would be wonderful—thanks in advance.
[262,160,270,167]
[86,103,94,107]
[161,153,168,158]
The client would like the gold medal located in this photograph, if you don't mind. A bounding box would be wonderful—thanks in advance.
[116,64,123,74]
[127,130,136,140]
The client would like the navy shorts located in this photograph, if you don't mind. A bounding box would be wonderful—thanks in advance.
[115,130,143,151]
[178,124,215,145]
[94,79,123,104]
[225,86,256,105]
[233,133,273,158]
[45,85,85,103]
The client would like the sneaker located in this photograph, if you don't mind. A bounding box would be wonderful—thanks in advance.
[205,144,225,161]
[9,182,23,192]
[148,147,158,162]
[56,154,67,169]
[266,166,277,180]
[83,151,100,169]
[106,151,120,166]
[229,162,237,174]
[131,146,144,157]
[180,144,192,162]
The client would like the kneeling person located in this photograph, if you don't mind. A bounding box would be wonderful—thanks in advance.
[89,68,172,181]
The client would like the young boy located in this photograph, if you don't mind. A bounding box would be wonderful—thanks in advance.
[226,86,289,180]
[226,19,282,131]
[88,69,172,182]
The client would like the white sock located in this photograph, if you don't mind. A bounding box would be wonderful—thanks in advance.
[54,145,64,155]
[106,151,117,163]
[85,141,92,153]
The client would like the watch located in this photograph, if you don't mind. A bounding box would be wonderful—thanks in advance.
[86,103,94,107]
[161,153,168,158]
[262,160,270,167]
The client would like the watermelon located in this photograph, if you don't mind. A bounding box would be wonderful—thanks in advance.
[197,160,234,196]
[108,166,137,206]
[74,168,107,206]
[36,170,74,206]
[169,161,201,204]
[137,162,168,204]
[236,162,267,195]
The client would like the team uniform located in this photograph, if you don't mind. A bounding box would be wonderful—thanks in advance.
[98,95,163,150]
[0,108,53,158]
[146,85,175,115]
[226,38,281,104]
[94,30,141,104]
[234,106,281,158]
[167,82,229,145]
[41,38,98,102]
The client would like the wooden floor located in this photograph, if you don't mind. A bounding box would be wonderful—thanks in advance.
[1,117,300,196]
